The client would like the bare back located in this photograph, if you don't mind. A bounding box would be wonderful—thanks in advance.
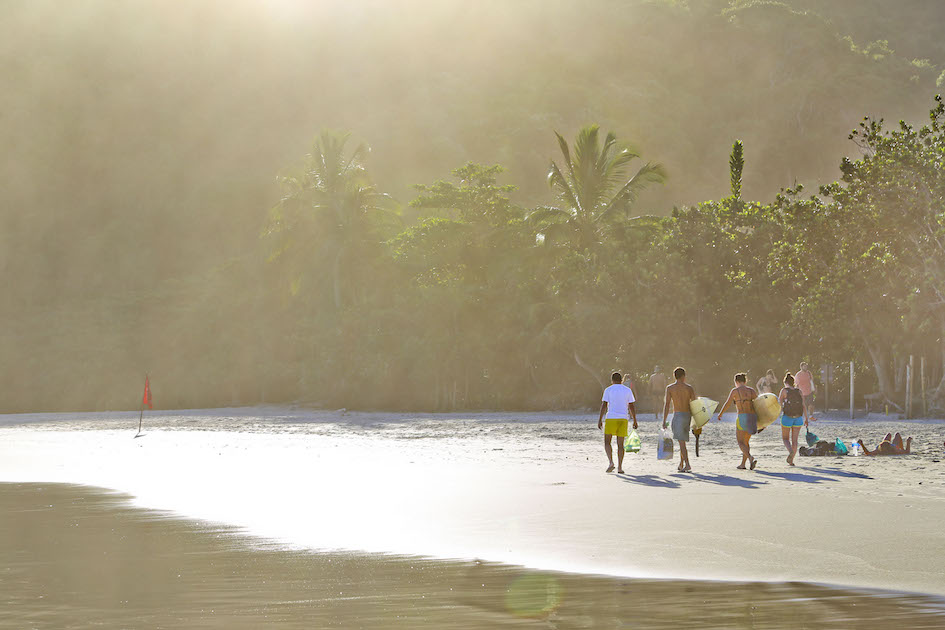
[666,381,695,413]
[649,372,667,394]
[731,385,757,414]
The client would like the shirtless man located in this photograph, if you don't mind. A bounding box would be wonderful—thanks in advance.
[648,366,667,419]
[716,373,759,470]
[663,366,696,472]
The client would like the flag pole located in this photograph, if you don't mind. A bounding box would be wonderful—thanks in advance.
[135,373,149,438]
[136,405,144,437]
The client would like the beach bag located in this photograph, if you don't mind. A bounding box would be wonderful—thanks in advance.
[783,388,804,418]
[625,429,642,453]
[805,428,819,447]
[834,438,849,456]
[657,425,674,460]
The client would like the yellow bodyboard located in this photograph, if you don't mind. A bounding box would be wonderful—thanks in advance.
[689,397,718,429]
[753,392,781,430]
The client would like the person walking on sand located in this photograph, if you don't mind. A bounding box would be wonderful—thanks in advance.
[795,362,817,423]
[756,369,778,395]
[598,371,638,473]
[778,371,805,465]
[622,374,638,402]
[716,373,759,470]
[663,366,697,472]
[648,366,667,419]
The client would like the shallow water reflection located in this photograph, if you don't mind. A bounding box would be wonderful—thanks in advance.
[2,483,943,629]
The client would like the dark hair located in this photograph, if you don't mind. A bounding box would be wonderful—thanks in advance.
[673,367,686,379]
[611,372,622,383]
[784,371,795,386]
[734,372,747,383]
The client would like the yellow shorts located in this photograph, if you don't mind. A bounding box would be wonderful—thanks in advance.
[604,418,629,437]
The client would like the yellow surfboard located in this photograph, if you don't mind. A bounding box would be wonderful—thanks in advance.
[753,392,781,431]
[689,397,718,429]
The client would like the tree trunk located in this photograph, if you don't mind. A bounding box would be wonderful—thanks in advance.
[573,350,605,390]
[934,314,945,400]
[864,337,894,400]
[332,247,344,311]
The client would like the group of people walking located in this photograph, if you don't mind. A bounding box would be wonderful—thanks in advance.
[597,363,821,473]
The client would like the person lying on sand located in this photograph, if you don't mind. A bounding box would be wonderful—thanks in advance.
[857,433,912,456]
[598,371,638,473]
[716,372,758,470]
[798,440,836,457]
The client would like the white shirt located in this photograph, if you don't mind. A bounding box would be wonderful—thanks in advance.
[602,384,635,419]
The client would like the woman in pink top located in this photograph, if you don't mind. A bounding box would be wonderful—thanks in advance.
[795,362,816,423]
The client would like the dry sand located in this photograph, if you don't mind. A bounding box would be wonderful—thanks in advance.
[1,408,944,598]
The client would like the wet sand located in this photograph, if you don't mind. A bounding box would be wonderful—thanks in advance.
[2,408,945,610]
[4,482,945,629]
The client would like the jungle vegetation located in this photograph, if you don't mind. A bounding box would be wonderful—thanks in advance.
[2,0,944,412]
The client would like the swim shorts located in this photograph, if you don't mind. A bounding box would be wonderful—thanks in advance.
[604,418,629,437]
[803,394,814,407]
[736,413,758,434]
[671,412,692,442]
[780,415,804,428]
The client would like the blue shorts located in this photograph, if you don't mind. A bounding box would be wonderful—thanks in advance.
[671,412,692,442]
[780,415,804,428]
[736,413,758,435]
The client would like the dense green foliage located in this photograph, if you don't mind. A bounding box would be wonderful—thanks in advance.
[2,1,944,412]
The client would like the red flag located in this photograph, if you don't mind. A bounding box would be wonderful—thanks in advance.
[142,376,153,409]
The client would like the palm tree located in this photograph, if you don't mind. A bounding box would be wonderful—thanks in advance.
[529,125,666,249]
[266,130,399,310]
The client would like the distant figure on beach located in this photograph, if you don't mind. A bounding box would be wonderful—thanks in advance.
[756,369,777,395]
[795,362,817,423]
[778,372,806,465]
[717,373,759,470]
[648,367,667,419]
[857,433,912,456]
[663,367,696,472]
[598,371,638,473]
[622,374,638,402]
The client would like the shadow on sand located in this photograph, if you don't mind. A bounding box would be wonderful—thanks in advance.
[687,472,768,489]
[614,473,681,489]
[802,466,873,480]
[752,470,838,484]
[614,467,870,490]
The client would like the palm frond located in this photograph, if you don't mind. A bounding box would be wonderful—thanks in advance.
[553,131,574,181]
[547,161,581,216]
[597,162,668,221]
[526,205,573,225]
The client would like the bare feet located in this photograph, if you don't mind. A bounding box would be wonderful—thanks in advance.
[606,465,615,473]
[617,468,625,474]
[683,466,692,473]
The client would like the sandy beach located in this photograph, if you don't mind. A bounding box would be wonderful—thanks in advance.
[4,482,945,629]
[2,407,944,605]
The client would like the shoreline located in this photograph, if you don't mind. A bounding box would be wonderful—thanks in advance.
[4,481,945,629]
[2,409,944,597]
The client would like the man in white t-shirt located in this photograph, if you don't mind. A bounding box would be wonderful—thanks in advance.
[598,371,639,473]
